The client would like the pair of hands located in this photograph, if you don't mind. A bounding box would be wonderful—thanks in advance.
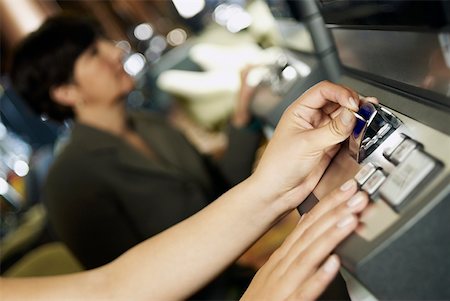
[243,81,371,300]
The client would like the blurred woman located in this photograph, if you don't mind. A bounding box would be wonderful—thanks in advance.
[10,14,265,298]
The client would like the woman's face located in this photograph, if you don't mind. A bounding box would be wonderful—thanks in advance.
[72,38,135,106]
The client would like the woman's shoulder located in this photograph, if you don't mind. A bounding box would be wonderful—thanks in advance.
[46,133,114,184]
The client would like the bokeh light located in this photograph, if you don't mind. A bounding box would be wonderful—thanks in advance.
[167,28,187,46]
[134,23,154,41]
[123,53,147,77]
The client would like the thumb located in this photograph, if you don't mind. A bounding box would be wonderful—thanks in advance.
[306,108,356,152]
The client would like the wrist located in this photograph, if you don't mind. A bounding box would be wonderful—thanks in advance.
[248,157,316,215]
[241,174,293,222]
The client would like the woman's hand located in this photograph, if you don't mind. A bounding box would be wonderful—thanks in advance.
[231,65,258,127]
[251,81,361,211]
[241,179,368,301]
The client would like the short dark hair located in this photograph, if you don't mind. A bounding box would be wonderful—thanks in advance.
[10,13,102,122]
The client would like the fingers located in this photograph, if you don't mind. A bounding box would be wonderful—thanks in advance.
[297,81,360,112]
[292,191,367,259]
[284,81,361,152]
[289,254,341,301]
[272,205,360,301]
[304,108,356,152]
[281,212,359,300]
[299,179,362,232]
[277,180,357,254]
[275,180,365,262]
[360,95,379,104]
[303,89,381,152]
[240,180,368,301]
[282,183,368,299]
[286,215,358,300]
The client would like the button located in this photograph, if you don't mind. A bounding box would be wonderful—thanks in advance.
[377,123,392,138]
[361,170,386,195]
[354,163,378,186]
[380,150,437,208]
[383,146,395,159]
[361,123,392,151]
[389,138,418,164]
[383,134,405,160]
[362,136,379,150]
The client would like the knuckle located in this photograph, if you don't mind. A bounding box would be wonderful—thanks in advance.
[329,119,345,137]
[315,80,331,90]
[268,247,285,264]
[338,88,352,99]
[335,205,350,218]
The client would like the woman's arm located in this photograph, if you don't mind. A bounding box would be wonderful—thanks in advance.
[0,178,287,301]
[0,179,368,301]
[0,81,361,300]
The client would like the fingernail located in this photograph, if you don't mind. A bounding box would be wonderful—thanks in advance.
[347,193,364,208]
[323,255,339,273]
[340,108,354,126]
[349,97,358,110]
[336,215,355,228]
[340,179,354,191]
[365,96,379,103]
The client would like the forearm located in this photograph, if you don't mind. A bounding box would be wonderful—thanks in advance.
[0,269,106,301]
[107,176,288,300]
